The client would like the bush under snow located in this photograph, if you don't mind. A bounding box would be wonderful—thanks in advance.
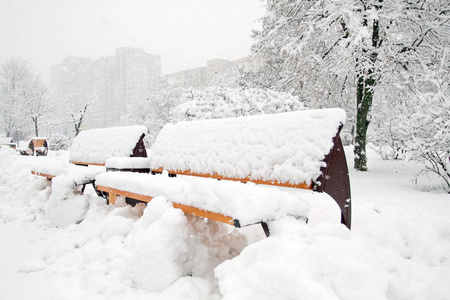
[173,87,305,121]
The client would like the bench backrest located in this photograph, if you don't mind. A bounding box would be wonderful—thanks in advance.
[0,137,15,149]
[0,137,13,145]
[150,108,351,229]
[30,138,47,148]
[69,126,148,166]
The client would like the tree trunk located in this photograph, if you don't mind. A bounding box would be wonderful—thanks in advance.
[354,14,380,171]
[354,72,374,171]
[74,124,80,136]
[33,117,39,136]
[73,103,89,136]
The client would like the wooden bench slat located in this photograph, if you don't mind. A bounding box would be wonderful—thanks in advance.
[69,161,106,166]
[151,168,314,190]
[97,185,153,203]
[172,203,236,227]
[31,170,55,180]
[96,185,237,227]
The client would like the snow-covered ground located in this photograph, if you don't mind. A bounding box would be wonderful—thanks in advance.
[0,146,449,299]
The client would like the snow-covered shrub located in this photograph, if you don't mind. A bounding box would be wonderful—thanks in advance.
[340,130,353,147]
[369,119,407,161]
[368,84,412,160]
[121,88,183,143]
[49,134,72,151]
[173,87,304,121]
[399,80,450,192]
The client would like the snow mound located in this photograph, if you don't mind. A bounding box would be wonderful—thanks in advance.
[39,196,247,298]
[44,175,89,227]
[30,156,69,176]
[151,108,346,185]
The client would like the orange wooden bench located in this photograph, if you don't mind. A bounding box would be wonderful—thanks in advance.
[96,108,351,236]
[0,137,16,149]
[31,126,148,193]
[19,138,48,156]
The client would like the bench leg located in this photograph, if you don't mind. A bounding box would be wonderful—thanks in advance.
[109,193,117,205]
[92,183,105,197]
[261,222,270,237]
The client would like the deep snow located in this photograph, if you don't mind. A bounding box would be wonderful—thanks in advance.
[0,146,449,299]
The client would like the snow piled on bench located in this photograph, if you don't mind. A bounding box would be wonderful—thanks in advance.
[31,158,105,185]
[106,157,151,169]
[96,172,310,226]
[0,137,13,144]
[70,126,147,165]
[151,108,346,185]
[30,157,68,177]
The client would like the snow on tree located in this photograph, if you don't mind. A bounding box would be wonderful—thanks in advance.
[1,58,32,139]
[243,0,449,171]
[173,86,304,122]
[0,58,51,140]
[398,57,450,192]
[61,92,104,137]
[21,77,51,137]
[368,84,411,160]
[67,100,91,137]
[48,134,72,151]
[121,88,183,143]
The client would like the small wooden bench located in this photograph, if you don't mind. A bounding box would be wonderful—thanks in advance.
[96,108,351,236]
[0,137,16,149]
[31,126,148,193]
[18,138,48,156]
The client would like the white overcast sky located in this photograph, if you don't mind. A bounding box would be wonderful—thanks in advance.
[0,0,265,81]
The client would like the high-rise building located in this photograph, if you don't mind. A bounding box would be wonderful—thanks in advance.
[116,47,161,106]
[50,48,161,132]
[159,57,255,88]
[50,57,92,110]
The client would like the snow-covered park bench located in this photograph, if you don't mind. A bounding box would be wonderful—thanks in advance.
[0,137,16,149]
[31,126,148,193]
[18,137,48,156]
[96,108,352,236]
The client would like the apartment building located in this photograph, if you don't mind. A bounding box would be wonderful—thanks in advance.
[50,48,161,130]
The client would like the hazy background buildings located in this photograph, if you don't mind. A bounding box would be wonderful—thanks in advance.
[49,47,254,133]
[50,48,161,129]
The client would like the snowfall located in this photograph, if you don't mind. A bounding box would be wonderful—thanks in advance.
[1,145,449,299]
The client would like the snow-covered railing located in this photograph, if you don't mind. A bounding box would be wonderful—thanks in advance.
[96,109,351,235]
